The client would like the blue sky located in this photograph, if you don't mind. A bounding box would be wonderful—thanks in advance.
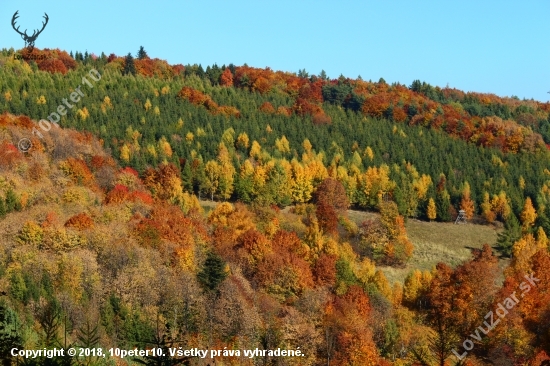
[1,1,549,102]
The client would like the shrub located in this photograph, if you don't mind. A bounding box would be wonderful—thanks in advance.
[65,213,94,230]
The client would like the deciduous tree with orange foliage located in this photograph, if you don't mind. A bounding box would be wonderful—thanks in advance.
[64,213,94,230]
[253,230,313,301]
[324,286,381,365]
[314,177,350,214]
[419,262,462,366]
[143,163,184,203]
[315,201,338,236]
[219,68,233,87]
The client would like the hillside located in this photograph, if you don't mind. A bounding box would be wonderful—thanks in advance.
[2,48,550,365]
[0,114,408,364]
[2,48,550,226]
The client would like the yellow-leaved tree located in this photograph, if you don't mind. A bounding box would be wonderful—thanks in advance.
[142,163,184,203]
[492,191,512,221]
[358,165,394,208]
[510,229,548,274]
[146,144,157,158]
[203,160,220,201]
[374,270,393,300]
[364,146,374,161]
[413,173,432,202]
[336,165,357,205]
[144,98,152,111]
[403,269,423,305]
[459,181,475,219]
[158,136,173,158]
[426,197,437,221]
[216,142,236,200]
[236,132,250,150]
[120,144,131,163]
[274,135,290,154]
[290,159,314,203]
[250,140,262,159]
[252,164,267,197]
[520,197,537,231]
[481,191,496,223]
[306,154,329,186]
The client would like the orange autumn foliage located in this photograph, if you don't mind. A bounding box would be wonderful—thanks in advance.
[105,53,180,79]
[134,58,177,79]
[299,79,324,104]
[313,254,337,286]
[326,286,380,365]
[293,98,324,118]
[120,167,139,178]
[90,155,116,170]
[314,177,349,213]
[219,68,234,87]
[362,93,391,118]
[134,205,208,267]
[254,230,314,299]
[41,211,59,228]
[0,141,23,169]
[105,184,130,204]
[37,58,68,75]
[14,48,77,74]
[217,105,241,118]
[252,76,271,94]
[59,158,95,187]
[234,229,272,274]
[259,101,276,114]
[177,86,241,117]
[142,163,183,201]
[315,201,338,236]
[172,64,185,76]
[0,114,35,129]
[64,212,94,230]
[276,106,292,117]
[130,190,154,205]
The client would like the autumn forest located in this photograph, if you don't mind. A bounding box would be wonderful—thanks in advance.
[0,46,550,365]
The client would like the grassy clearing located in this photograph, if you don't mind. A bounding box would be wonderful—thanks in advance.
[199,199,219,216]
[347,210,504,285]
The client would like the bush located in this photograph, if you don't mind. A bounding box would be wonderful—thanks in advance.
[65,213,94,230]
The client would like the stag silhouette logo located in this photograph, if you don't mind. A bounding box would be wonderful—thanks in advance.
[11,10,49,52]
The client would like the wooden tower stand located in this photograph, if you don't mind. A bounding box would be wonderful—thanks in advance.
[454,209,467,224]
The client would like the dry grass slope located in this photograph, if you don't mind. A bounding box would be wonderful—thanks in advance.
[348,210,503,284]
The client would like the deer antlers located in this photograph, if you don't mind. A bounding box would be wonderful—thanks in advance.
[11,10,49,50]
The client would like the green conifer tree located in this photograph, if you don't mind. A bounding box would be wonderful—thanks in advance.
[136,46,148,60]
[0,198,6,218]
[496,214,521,257]
[181,161,194,193]
[123,53,136,76]
[266,162,292,206]
[197,251,227,293]
[4,189,20,213]
[234,174,254,203]
[435,189,452,222]
[0,302,23,366]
